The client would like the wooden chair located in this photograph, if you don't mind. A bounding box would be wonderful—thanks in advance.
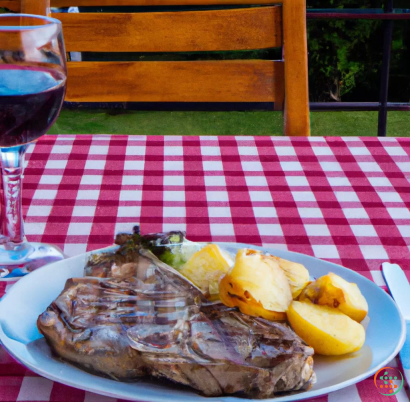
[2,0,310,136]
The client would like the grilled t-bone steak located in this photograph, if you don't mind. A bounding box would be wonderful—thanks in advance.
[38,233,315,398]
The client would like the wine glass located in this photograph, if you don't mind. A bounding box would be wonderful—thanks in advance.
[0,14,67,279]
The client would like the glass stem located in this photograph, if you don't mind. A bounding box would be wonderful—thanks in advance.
[1,145,28,244]
[0,175,8,244]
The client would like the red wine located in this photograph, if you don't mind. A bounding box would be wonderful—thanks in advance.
[0,66,66,147]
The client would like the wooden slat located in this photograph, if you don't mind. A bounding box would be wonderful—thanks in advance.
[53,7,281,53]
[0,0,282,11]
[65,60,284,103]
[0,1,20,11]
[282,0,310,136]
[51,0,280,6]
[1,0,50,15]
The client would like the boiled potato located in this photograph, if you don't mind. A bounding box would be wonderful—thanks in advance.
[179,244,233,300]
[299,272,368,322]
[287,301,365,355]
[219,248,292,320]
[268,255,310,299]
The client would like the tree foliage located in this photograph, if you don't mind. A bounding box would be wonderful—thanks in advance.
[307,0,410,102]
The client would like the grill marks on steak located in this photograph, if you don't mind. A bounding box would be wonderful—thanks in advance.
[38,251,315,398]
[39,306,146,380]
[141,307,315,398]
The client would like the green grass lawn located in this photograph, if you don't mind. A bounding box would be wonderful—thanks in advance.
[48,109,410,137]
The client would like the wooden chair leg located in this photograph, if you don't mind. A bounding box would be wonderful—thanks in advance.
[21,0,50,16]
[282,0,310,136]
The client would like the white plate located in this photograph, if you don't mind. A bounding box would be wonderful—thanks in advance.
[0,243,405,402]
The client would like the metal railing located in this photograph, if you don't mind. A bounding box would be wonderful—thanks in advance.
[307,3,410,136]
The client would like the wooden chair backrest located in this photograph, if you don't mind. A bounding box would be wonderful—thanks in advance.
[2,0,310,136]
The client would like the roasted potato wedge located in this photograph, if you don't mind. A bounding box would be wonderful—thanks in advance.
[219,249,292,320]
[178,244,233,300]
[287,301,366,355]
[219,275,287,320]
[299,272,368,322]
[268,255,310,299]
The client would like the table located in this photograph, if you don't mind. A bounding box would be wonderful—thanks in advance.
[1,135,410,402]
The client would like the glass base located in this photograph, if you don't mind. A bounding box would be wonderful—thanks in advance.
[0,242,65,281]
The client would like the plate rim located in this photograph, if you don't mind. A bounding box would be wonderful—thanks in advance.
[0,242,406,402]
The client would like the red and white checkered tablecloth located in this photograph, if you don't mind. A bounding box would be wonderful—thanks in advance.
[1,135,410,402]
